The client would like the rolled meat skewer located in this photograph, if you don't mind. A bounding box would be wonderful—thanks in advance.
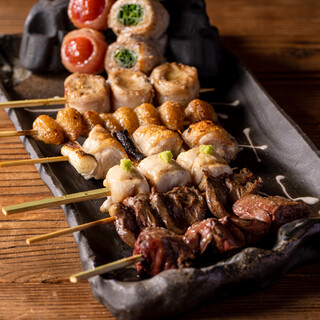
[108,69,154,110]
[105,33,164,75]
[68,0,114,31]
[182,120,238,163]
[64,73,111,114]
[61,28,108,74]
[108,0,169,39]
[150,62,200,107]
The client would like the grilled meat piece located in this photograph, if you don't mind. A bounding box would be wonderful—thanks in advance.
[233,194,308,231]
[123,194,163,230]
[184,218,245,256]
[133,227,195,276]
[150,186,207,234]
[199,172,230,218]
[33,115,65,145]
[110,202,141,248]
[158,101,185,132]
[225,168,263,203]
[185,99,218,124]
[82,110,104,137]
[134,103,162,126]
[113,107,140,135]
[99,113,123,134]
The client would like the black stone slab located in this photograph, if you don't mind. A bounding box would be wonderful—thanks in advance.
[1,34,320,320]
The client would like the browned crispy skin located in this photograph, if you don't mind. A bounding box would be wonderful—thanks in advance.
[185,99,218,124]
[33,115,65,145]
[82,110,104,136]
[158,101,185,132]
[99,113,123,134]
[134,103,162,126]
[113,107,140,135]
[56,108,84,141]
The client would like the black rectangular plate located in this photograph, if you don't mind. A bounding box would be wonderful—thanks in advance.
[1,35,320,320]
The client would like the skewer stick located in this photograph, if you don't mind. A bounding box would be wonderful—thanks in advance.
[199,88,215,93]
[70,254,144,283]
[0,97,66,109]
[0,156,69,168]
[2,187,109,216]
[26,216,116,244]
[0,129,38,137]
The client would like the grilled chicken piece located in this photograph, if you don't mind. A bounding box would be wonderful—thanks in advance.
[123,194,163,230]
[82,110,104,136]
[61,141,98,180]
[134,103,162,126]
[113,107,140,134]
[182,120,238,163]
[108,69,154,110]
[150,186,207,235]
[176,146,233,185]
[108,0,169,39]
[56,108,84,141]
[82,125,127,179]
[64,72,111,114]
[103,163,150,203]
[233,194,308,231]
[133,125,183,157]
[33,115,65,145]
[150,62,200,107]
[184,218,246,256]
[158,101,185,132]
[185,99,218,124]
[110,202,141,248]
[133,227,194,276]
[99,113,123,134]
[225,168,263,203]
[137,154,191,193]
[105,33,164,75]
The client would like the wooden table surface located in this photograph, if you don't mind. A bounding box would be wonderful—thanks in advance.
[0,0,319,319]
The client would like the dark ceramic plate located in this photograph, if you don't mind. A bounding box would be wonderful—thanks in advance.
[1,35,320,320]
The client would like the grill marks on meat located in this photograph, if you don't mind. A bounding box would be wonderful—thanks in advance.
[133,228,195,276]
[112,186,207,247]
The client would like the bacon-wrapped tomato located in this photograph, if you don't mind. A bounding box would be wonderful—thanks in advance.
[61,28,108,74]
[68,0,114,31]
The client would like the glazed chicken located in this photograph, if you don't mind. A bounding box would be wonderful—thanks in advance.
[82,125,128,179]
[56,108,84,141]
[108,0,169,39]
[182,120,238,163]
[108,69,154,110]
[176,145,233,185]
[134,103,162,126]
[150,62,200,107]
[113,107,140,134]
[137,153,191,193]
[61,141,98,180]
[64,73,111,114]
[185,99,218,124]
[158,101,185,132]
[133,125,184,157]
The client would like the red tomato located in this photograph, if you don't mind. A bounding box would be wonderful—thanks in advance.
[61,29,108,74]
[68,0,115,30]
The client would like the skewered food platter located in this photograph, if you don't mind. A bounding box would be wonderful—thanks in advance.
[1,1,320,319]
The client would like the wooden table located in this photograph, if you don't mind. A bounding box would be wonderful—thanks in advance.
[0,0,319,319]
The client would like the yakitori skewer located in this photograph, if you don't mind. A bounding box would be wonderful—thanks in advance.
[0,97,66,109]
[26,216,116,244]
[2,187,109,215]
[0,156,68,168]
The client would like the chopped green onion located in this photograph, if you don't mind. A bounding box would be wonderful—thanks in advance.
[120,158,133,173]
[117,4,144,26]
[200,145,215,154]
[158,151,173,163]
[114,48,138,69]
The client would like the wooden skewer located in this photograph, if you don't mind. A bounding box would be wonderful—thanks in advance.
[0,156,69,168]
[26,216,116,244]
[2,187,109,216]
[199,88,215,93]
[0,97,66,109]
[0,129,38,138]
[69,254,144,283]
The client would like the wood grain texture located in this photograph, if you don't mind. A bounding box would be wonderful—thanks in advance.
[0,0,319,319]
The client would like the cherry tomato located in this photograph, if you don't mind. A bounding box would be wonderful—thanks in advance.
[70,0,105,23]
[65,37,94,65]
